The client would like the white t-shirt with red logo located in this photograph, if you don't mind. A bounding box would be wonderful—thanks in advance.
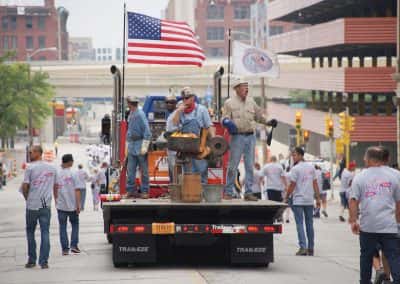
[56,167,80,212]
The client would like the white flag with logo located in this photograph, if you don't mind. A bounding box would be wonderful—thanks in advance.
[233,41,279,78]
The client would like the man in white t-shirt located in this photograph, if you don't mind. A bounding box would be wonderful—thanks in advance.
[349,146,400,284]
[76,164,89,211]
[252,163,263,199]
[284,147,321,256]
[55,154,81,256]
[339,161,356,222]
[21,145,57,269]
[262,156,287,202]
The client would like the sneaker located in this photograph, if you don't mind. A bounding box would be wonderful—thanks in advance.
[41,263,49,269]
[25,262,36,268]
[339,216,346,222]
[71,247,81,254]
[244,194,258,201]
[322,210,328,218]
[295,248,308,256]
[62,250,69,255]
[307,249,314,256]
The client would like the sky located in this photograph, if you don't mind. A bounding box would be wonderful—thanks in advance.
[55,0,169,48]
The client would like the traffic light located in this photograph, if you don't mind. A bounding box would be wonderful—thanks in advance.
[325,117,334,138]
[295,111,302,129]
[348,116,355,131]
[303,130,310,143]
[101,114,111,145]
[339,112,347,132]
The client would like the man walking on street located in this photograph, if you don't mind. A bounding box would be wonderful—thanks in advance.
[262,155,287,202]
[284,147,321,256]
[125,96,152,198]
[222,78,277,201]
[55,154,81,255]
[76,164,89,211]
[349,146,400,284]
[339,161,356,222]
[22,145,57,269]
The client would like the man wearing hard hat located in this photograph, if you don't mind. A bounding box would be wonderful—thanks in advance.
[125,96,152,198]
[222,78,277,201]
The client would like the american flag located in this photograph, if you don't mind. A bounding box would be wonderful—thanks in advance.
[127,12,206,67]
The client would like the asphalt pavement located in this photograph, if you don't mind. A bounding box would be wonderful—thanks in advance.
[0,142,360,284]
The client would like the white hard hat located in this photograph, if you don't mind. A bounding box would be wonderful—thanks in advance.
[126,96,140,103]
[232,77,249,89]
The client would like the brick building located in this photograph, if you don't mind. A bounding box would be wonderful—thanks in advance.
[267,0,397,164]
[0,0,69,61]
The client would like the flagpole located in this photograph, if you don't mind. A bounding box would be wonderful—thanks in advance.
[227,28,231,98]
[122,1,127,113]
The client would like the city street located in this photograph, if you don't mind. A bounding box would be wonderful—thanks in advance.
[0,142,360,284]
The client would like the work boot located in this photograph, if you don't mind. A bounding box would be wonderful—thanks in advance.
[41,263,49,269]
[196,146,211,159]
[295,248,308,256]
[140,193,149,199]
[244,194,258,201]
[25,262,36,268]
[307,249,314,256]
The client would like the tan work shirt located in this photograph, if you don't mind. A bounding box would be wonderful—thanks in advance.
[222,93,268,133]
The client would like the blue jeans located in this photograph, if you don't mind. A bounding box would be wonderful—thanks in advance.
[26,208,51,265]
[225,134,255,195]
[183,158,208,184]
[359,231,400,284]
[126,153,149,193]
[57,210,79,251]
[292,205,314,249]
[79,188,86,210]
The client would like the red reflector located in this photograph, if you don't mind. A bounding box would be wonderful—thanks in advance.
[194,226,199,232]
[263,226,276,233]
[133,226,145,233]
[247,225,259,233]
[205,226,210,232]
[110,224,115,233]
[183,226,188,232]
[117,226,129,233]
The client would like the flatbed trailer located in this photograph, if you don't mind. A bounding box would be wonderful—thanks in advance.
[103,199,286,267]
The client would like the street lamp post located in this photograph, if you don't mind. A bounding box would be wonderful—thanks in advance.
[25,47,57,150]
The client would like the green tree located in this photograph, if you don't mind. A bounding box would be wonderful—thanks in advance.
[0,53,54,146]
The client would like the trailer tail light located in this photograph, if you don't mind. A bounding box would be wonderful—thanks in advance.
[133,225,146,233]
[247,225,259,233]
[116,225,129,233]
[109,224,115,233]
[263,226,276,233]
[100,194,121,202]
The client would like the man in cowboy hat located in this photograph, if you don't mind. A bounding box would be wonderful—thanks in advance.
[222,77,277,201]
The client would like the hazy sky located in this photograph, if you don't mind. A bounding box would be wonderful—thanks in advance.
[55,0,169,48]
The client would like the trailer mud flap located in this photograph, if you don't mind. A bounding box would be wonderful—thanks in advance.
[113,235,156,264]
[230,235,273,265]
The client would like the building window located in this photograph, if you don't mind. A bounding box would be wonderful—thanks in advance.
[234,5,250,19]
[207,47,224,57]
[39,56,46,60]
[38,36,45,49]
[108,56,112,60]
[26,36,33,49]
[11,36,17,49]
[207,27,225,40]
[2,16,8,30]
[108,48,111,53]
[269,26,283,36]
[10,16,16,30]
[97,48,101,53]
[97,56,101,61]
[103,55,106,60]
[102,48,106,53]
[38,16,46,30]
[26,16,33,29]
[2,36,9,49]
[207,5,224,20]
[232,27,250,40]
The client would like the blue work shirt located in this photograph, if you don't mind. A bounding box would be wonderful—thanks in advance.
[127,108,152,156]
[170,103,212,134]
